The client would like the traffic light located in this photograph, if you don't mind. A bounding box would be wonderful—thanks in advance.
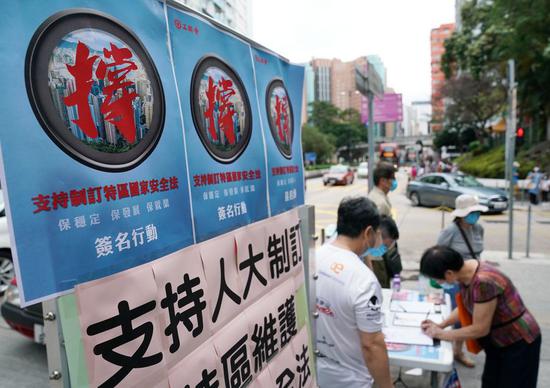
[516,127,525,148]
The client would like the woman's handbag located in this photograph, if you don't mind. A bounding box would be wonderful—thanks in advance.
[383,242,402,276]
[455,221,478,260]
[455,293,483,354]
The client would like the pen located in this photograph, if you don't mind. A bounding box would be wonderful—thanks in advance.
[425,311,430,321]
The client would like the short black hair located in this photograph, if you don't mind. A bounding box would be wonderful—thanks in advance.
[336,196,380,238]
[380,215,399,240]
[374,162,396,185]
[420,246,464,280]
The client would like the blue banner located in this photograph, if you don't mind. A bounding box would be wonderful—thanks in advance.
[0,0,304,304]
[0,0,195,305]
[251,47,305,215]
[167,6,269,241]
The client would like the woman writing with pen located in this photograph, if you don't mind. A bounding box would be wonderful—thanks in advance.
[419,246,541,388]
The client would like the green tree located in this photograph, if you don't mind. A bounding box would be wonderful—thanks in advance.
[443,0,550,140]
[301,124,335,163]
[334,109,366,161]
[434,128,459,150]
[308,102,366,162]
[441,73,506,143]
[308,101,340,133]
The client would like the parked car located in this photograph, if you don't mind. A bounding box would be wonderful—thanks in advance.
[0,189,15,296]
[406,173,508,213]
[322,165,354,186]
[357,162,369,178]
[1,277,45,344]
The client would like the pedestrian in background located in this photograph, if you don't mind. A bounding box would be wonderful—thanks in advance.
[526,166,543,205]
[315,197,393,388]
[367,163,400,287]
[367,162,396,218]
[410,165,418,181]
[420,246,541,388]
[541,173,549,203]
[436,194,487,367]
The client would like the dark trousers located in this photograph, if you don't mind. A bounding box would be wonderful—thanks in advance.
[482,335,541,388]
[529,192,540,205]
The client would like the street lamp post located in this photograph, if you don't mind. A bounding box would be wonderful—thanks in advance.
[505,59,517,260]
[355,60,384,192]
[367,90,375,191]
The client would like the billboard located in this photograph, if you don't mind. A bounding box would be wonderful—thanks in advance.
[361,93,403,124]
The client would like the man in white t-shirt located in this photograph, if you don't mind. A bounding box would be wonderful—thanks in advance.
[315,197,393,388]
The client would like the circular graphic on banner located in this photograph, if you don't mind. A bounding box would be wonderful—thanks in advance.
[191,56,252,163]
[25,10,165,171]
[266,79,293,159]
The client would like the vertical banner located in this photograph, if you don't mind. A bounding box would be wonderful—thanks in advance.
[250,47,306,215]
[166,5,269,242]
[0,0,194,305]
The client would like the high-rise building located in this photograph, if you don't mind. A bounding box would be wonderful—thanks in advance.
[430,23,455,132]
[310,58,332,102]
[301,63,315,125]
[367,55,386,88]
[330,57,366,113]
[405,101,432,136]
[178,0,252,36]
[308,56,392,132]
[309,57,369,114]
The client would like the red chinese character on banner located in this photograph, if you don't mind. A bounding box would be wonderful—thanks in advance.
[64,41,139,144]
[96,43,139,143]
[203,76,238,145]
[32,194,51,214]
[275,95,290,144]
[64,42,99,139]
[169,176,179,190]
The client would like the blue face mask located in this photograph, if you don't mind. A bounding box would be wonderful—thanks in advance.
[439,282,456,290]
[366,244,388,257]
[390,179,398,192]
[464,211,481,225]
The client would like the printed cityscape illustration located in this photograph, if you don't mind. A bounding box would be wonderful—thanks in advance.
[269,86,292,151]
[197,66,247,153]
[48,29,154,153]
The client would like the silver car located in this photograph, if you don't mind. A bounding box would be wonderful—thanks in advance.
[406,173,508,213]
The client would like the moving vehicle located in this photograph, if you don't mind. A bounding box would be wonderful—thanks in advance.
[357,162,369,178]
[1,278,45,344]
[0,189,14,295]
[406,173,508,213]
[379,142,399,166]
[322,165,354,186]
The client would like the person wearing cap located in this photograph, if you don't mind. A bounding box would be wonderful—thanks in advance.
[436,194,488,367]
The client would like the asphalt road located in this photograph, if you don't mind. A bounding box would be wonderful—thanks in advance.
[307,171,550,260]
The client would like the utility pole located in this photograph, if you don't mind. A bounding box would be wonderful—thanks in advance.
[506,59,517,260]
[368,90,375,192]
[355,59,383,192]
